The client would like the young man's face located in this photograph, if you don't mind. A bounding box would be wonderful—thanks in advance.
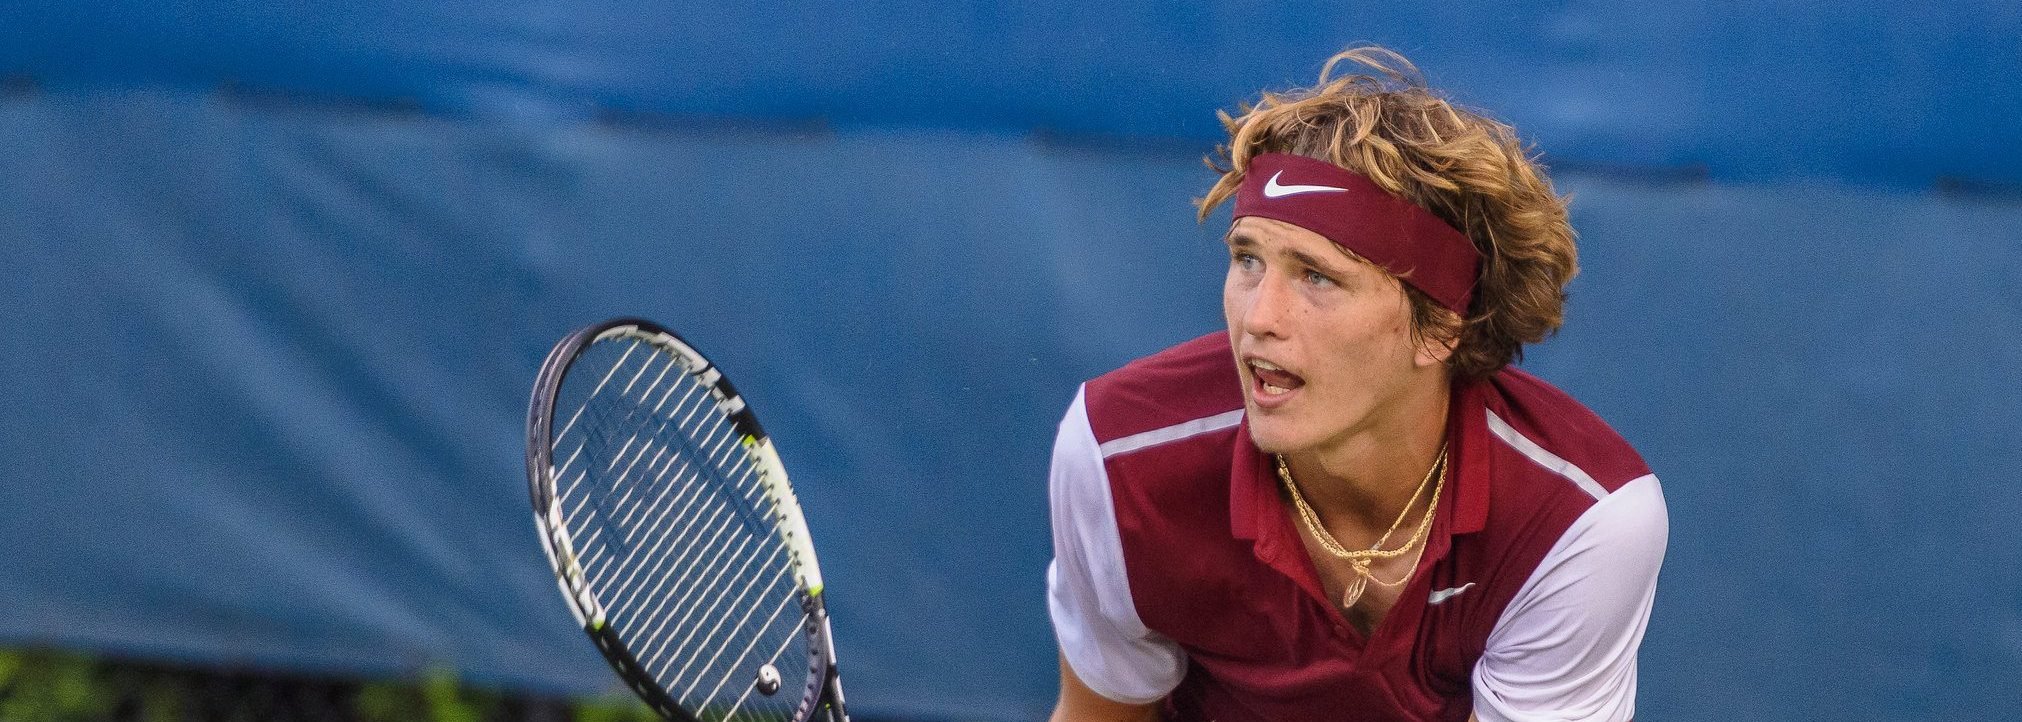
[1223,216,1444,456]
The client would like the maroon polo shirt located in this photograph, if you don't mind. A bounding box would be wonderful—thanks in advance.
[1048,332,1665,721]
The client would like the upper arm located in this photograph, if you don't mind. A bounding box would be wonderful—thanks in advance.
[1047,385,1187,706]
[1471,474,1668,722]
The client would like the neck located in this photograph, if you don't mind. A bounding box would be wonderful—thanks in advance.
[1281,376,1452,531]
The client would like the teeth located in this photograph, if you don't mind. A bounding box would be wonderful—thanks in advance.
[1252,358,1284,372]
[1263,382,1290,395]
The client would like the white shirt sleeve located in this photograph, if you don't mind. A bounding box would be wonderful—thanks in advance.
[1472,473,1668,722]
[1046,385,1188,704]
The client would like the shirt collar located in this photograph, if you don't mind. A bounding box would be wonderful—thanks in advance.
[1227,421,1328,603]
[1448,379,1493,535]
[1228,379,1496,553]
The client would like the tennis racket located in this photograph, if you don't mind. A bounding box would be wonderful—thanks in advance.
[526,318,847,722]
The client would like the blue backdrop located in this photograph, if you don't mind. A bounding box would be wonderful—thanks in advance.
[2,3,2018,720]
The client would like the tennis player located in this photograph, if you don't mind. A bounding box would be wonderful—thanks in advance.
[1045,47,1667,721]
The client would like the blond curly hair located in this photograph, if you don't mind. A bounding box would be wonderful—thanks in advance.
[1198,46,1579,381]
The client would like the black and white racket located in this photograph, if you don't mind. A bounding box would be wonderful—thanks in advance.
[527,318,847,722]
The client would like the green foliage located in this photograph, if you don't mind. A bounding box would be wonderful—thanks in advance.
[0,649,116,721]
[133,674,184,722]
[357,666,508,722]
[0,646,661,721]
[572,694,662,722]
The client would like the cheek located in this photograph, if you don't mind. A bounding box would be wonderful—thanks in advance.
[1221,273,1245,323]
[1317,311,1414,374]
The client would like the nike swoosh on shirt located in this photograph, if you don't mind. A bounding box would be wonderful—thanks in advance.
[1428,583,1477,605]
[1262,171,1349,198]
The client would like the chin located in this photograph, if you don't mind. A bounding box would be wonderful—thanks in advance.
[1244,416,1304,456]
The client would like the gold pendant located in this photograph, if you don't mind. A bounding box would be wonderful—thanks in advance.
[1341,571,1369,609]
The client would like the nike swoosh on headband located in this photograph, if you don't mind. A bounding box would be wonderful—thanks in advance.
[1261,170,1349,198]
[1428,582,1476,605]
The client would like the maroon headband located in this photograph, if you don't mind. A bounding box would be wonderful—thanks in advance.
[1233,153,1480,312]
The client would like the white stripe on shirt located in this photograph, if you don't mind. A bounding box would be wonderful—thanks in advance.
[1098,408,1245,459]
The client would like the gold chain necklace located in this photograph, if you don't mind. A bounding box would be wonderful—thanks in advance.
[1275,445,1446,609]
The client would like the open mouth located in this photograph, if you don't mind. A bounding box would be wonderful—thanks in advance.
[1247,357,1306,398]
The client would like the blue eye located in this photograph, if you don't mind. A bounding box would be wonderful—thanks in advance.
[1232,252,1261,271]
[1305,269,1336,287]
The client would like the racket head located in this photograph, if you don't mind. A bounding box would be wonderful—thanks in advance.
[527,318,840,722]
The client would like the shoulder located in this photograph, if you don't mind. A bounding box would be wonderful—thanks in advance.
[1045,348,1214,704]
[1463,370,1668,721]
[1083,331,1245,449]
[1462,367,1655,559]
[1482,368,1650,498]
[1477,367,1665,586]
[1452,368,1667,638]
[1062,332,1246,568]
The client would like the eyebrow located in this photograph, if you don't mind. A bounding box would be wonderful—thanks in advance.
[1224,228,1357,277]
[1290,248,1352,276]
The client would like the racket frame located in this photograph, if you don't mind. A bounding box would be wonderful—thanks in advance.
[527,317,847,722]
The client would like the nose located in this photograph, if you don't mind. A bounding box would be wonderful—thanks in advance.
[1238,269,1294,340]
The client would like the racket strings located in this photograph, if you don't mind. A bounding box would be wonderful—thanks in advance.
[681,588,802,701]
[716,610,811,719]
[555,341,691,520]
[577,378,751,610]
[573,397,803,720]
[578,382,737,580]
[594,419,760,612]
[559,346,730,572]
[552,338,814,721]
